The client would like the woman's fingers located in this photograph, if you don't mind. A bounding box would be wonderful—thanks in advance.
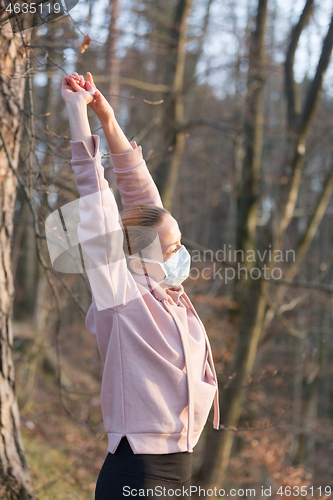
[65,75,75,86]
[66,72,85,87]
[65,72,94,90]
[68,77,82,92]
[87,72,96,88]
[65,74,77,82]
[85,81,94,92]
[64,75,74,87]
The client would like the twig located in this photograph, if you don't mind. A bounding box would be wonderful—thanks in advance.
[208,405,292,432]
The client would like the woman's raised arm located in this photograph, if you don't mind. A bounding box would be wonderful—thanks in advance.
[62,76,95,156]
[60,76,139,311]
[65,72,132,154]
[66,72,163,210]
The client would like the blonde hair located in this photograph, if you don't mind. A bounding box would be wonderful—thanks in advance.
[120,204,169,256]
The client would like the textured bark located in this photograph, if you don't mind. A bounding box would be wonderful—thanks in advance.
[0,11,33,500]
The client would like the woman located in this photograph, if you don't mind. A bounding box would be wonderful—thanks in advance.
[60,72,220,499]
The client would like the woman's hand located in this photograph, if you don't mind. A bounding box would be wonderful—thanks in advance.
[61,74,95,156]
[61,75,95,106]
[64,71,131,154]
[65,72,115,124]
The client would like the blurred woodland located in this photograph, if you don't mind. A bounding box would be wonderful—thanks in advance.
[1,0,333,498]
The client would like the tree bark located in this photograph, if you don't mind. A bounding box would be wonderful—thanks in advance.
[0,12,33,500]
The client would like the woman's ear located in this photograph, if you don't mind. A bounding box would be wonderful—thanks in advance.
[129,258,145,275]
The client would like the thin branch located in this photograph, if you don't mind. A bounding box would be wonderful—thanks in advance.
[284,0,314,126]
[0,65,45,79]
[181,235,333,294]
[207,405,292,432]
[180,118,234,134]
[39,73,171,93]
[285,166,333,284]
[269,278,333,294]
[0,126,89,314]
[264,291,308,340]
[300,11,333,138]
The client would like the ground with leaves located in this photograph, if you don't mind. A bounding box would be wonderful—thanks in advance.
[12,276,333,499]
[14,319,106,500]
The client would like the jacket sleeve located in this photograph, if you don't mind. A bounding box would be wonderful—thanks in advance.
[111,141,163,209]
[70,134,140,311]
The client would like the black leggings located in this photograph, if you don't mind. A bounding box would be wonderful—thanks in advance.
[95,436,193,499]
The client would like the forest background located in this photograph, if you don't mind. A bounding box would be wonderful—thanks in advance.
[1,0,333,498]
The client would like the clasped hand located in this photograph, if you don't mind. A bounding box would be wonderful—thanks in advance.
[61,72,115,123]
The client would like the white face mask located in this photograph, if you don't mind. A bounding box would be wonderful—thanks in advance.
[128,244,191,286]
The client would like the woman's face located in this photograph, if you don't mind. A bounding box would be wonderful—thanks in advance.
[129,213,182,284]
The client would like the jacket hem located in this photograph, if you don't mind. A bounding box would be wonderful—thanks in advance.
[107,431,202,455]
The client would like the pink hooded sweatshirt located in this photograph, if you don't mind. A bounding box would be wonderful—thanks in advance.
[70,134,220,455]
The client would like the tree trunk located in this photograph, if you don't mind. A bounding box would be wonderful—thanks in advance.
[153,0,194,212]
[197,0,269,489]
[0,14,33,500]
[236,0,268,260]
[198,276,269,490]
[105,0,121,117]
[261,6,333,338]
[291,307,328,470]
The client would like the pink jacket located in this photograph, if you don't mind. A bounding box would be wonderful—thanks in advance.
[70,134,220,454]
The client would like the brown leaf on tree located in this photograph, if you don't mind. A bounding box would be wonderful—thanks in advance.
[79,34,91,54]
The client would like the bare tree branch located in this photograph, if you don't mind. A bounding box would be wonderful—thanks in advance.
[284,0,314,127]
[300,12,333,138]
[180,119,234,134]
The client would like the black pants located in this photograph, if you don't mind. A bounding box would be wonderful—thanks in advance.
[95,436,193,499]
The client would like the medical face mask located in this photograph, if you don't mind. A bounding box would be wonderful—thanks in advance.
[128,244,191,286]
